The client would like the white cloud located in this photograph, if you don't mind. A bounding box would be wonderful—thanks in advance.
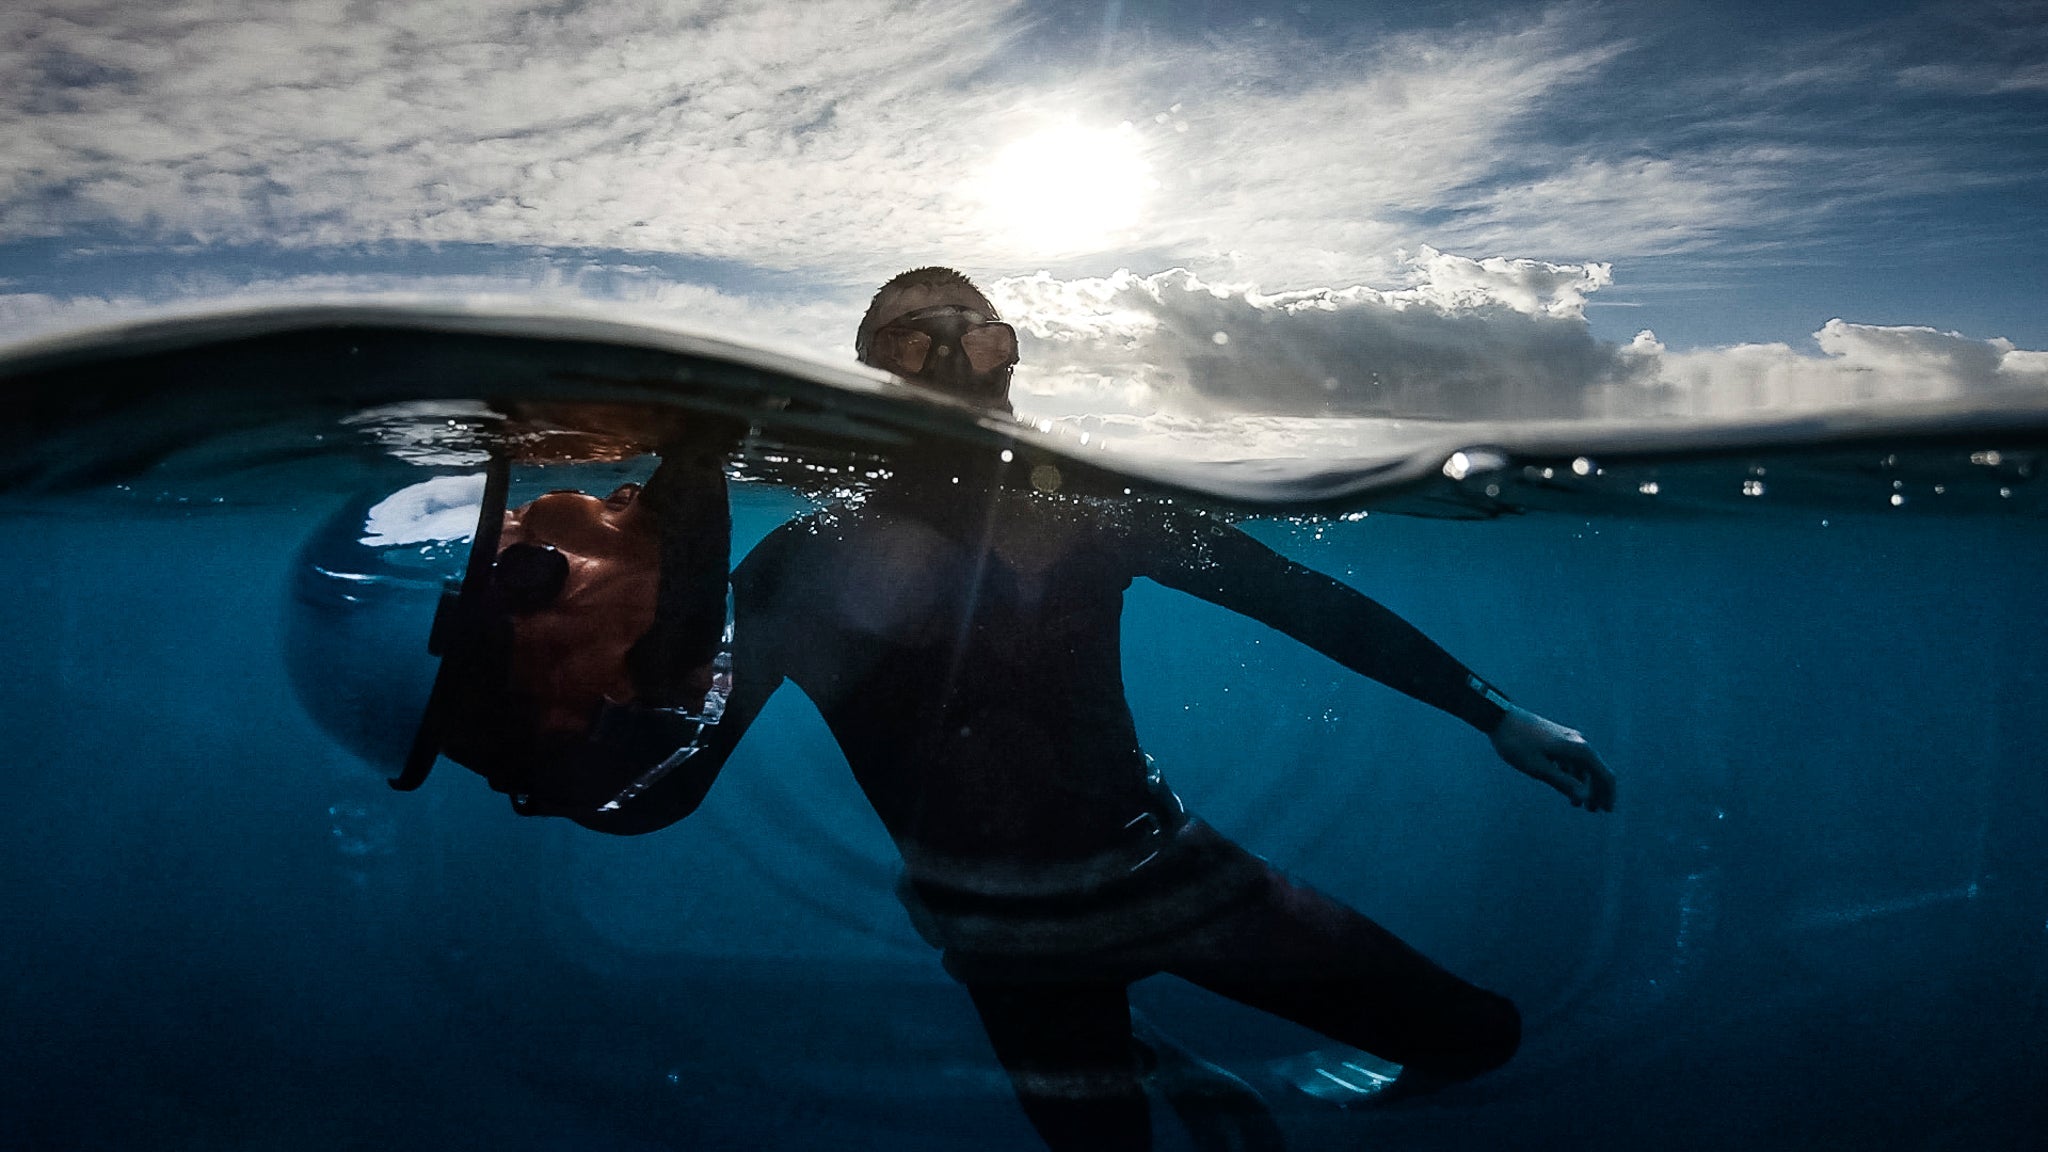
[1097,9,1639,279]
[1396,246,1612,319]
[360,472,487,546]
[1632,318,2048,417]
[1,0,1031,272]
[0,0,1781,287]
[0,265,858,357]
[983,262,2048,462]
[1451,156,1786,260]
[994,254,1634,424]
[2,0,2039,345]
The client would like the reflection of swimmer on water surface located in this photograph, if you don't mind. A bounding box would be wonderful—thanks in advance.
[389,269,1617,1151]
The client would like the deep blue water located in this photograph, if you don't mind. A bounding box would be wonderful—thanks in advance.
[3,483,2044,1150]
[1,315,2044,1150]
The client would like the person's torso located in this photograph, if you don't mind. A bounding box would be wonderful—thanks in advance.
[739,486,1165,861]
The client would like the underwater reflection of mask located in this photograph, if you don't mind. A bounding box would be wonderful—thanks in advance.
[865,305,1019,401]
[287,454,732,819]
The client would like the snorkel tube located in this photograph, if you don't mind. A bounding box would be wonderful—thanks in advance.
[394,454,512,793]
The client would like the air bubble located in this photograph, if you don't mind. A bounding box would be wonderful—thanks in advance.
[1442,448,1507,480]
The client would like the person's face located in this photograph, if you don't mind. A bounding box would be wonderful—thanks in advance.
[496,484,662,733]
[864,285,1018,411]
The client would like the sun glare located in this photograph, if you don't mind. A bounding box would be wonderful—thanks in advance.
[981,124,1152,255]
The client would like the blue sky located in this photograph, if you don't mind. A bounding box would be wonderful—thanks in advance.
[3,0,2044,447]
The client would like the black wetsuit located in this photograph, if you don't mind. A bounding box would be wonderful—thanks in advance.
[579,462,1520,1149]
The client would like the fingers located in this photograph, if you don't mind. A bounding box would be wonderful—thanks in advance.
[1587,756,1618,813]
[1547,743,1617,813]
[1517,756,1589,807]
[1493,710,1618,814]
[1559,773,1590,808]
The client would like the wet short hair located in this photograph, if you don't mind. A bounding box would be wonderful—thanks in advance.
[856,267,999,360]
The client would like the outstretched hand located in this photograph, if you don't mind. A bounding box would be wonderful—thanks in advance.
[1489,706,1617,812]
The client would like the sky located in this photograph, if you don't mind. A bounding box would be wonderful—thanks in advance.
[3,0,2045,449]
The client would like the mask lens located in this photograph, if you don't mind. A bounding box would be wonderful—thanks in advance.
[869,327,933,376]
[494,542,569,614]
[960,323,1018,374]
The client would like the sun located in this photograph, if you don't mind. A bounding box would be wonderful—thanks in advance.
[980,123,1152,255]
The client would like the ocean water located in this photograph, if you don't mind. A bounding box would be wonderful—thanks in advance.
[2,311,2044,1151]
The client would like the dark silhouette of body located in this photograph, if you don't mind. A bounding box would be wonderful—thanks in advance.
[539,270,1617,1149]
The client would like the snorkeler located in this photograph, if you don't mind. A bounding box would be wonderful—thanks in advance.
[755,269,1614,1149]
[340,268,1616,1151]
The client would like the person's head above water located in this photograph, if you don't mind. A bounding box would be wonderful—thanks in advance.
[857,267,1019,412]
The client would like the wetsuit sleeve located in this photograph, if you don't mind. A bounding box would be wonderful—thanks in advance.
[566,539,790,836]
[1135,507,1508,733]
[625,437,741,701]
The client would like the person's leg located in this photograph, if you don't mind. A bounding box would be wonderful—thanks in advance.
[963,978,1152,1151]
[1159,861,1521,1086]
